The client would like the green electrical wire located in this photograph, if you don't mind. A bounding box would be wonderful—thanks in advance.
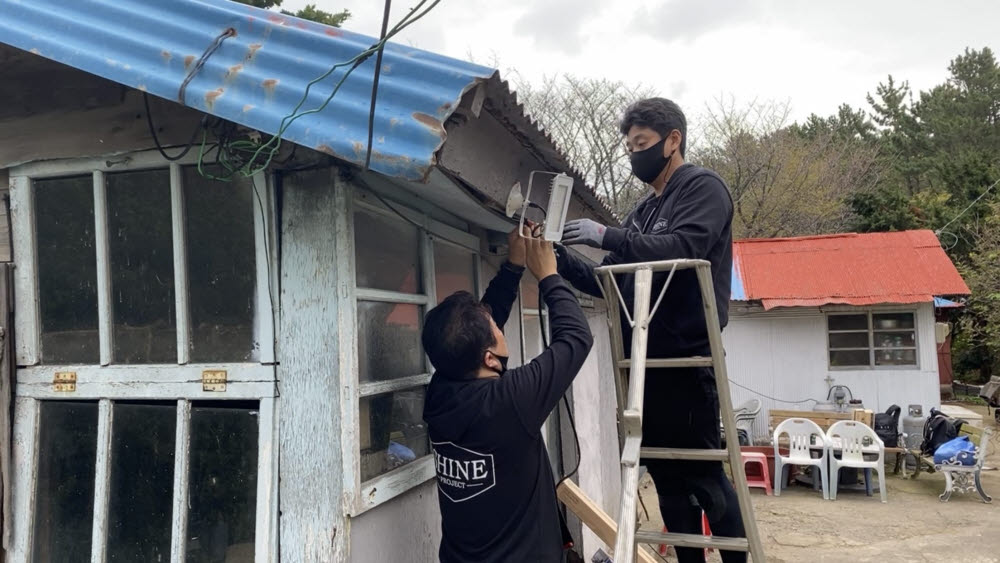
[197,0,442,181]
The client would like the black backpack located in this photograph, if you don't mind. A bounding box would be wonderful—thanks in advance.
[920,408,966,456]
[873,405,902,447]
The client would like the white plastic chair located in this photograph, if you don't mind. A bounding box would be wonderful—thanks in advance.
[827,420,887,503]
[773,418,829,499]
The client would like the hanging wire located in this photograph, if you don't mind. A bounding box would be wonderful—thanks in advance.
[935,177,1000,237]
[364,0,393,170]
[197,0,442,181]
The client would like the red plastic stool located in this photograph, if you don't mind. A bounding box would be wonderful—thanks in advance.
[742,451,773,495]
[657,513,712,557]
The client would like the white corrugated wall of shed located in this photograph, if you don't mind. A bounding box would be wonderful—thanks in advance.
[722,302,941,442]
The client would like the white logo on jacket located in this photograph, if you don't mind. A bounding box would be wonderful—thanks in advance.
[651,219,670,233]
[431,441,497,502]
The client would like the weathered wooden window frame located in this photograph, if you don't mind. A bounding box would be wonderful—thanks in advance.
[826,309,920,370]
[7,150,280,562]
[344,189,481,515]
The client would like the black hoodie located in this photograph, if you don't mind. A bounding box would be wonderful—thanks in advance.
[423,264,593,563]
[557,163,733,358]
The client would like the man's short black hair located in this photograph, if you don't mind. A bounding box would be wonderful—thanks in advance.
[422,291,496,378]
[619,97,687,158]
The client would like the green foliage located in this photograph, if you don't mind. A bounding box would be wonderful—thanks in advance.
[283,4,351,27]
[231,0,351,27]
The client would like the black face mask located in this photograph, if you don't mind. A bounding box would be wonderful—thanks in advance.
[630,137,673,184]
[494,354,509,375]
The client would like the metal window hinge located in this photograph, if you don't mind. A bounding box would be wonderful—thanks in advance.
[202,370,227,392]
[53,371,77,392]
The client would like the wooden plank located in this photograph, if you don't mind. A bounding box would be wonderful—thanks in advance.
[557,480,659,563]
[277,168,349,561]
[358,373,431,398]
[9,397,39,560]
[252,171,277,365]
[357,456,436,513]
[169,400,191,563]
[0,169,11,263]
[769,409,852,419]
[10,176,40,365]
[1,264,13,549]
[91,399,113,562]
[93,170,113,366]
[170,164,190,365]
[255,398,279,563]
[17,380,275,400]
[17,363,275,385]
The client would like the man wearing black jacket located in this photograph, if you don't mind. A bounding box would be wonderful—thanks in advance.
[559,98,746,563]
[422,231,593,563]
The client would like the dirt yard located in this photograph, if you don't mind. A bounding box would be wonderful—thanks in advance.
[637,405,1000,563]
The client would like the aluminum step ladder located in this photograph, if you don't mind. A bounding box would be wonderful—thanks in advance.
[593,259,765,563]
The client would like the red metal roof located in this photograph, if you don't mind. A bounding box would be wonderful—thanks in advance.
[733,230,970,310]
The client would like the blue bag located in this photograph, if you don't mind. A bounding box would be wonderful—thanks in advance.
[933,436,976,466]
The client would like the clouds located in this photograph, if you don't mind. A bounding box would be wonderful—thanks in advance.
[282,0,999,127]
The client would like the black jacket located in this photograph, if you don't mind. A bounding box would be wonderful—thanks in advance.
[558,163,733,357]
[423,263,593,562]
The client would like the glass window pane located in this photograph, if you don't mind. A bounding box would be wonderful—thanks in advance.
[830,350,870,367]
[33,401,99,562]
[875,348,917,366]
[358,301,424,383]
[828,314,868,331]
[187,403,258,563]
[873,313,915,330]
[874,331,916,348]
[828,332,869,349]
[433,242,475,304]
[359,387,429,482]
[107,170,176,363]
[35,176,100,364]
[108,403,176,562]
[184,167,256,362]
[354,208,422,293]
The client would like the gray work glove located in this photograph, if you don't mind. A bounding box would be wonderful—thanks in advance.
[561,218,607,248]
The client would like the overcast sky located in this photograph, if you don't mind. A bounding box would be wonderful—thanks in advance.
[282,0,999,129]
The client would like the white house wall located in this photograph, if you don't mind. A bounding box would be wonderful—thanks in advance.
[723,302,941,440]
[571,311,620,559]
[348,481,441,563]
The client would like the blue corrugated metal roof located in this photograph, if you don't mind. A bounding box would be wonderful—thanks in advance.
[0,0,494,182]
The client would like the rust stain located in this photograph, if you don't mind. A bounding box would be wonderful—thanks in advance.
[439,101,452,113]
[161,50,172,63]
[325,28,343,37]
[226,63,243,82]
[267,14,286,25]
[246,43,263,62]
[389,117,400,129]
[381,63,392,74]
[294,21,307,29]
[205,87,225,110]
[242,104,254,113]
[262,79,279,98]
[352,141,365,159]
[316,144,337,156]
[370,150,412,166]
[184,55,196,70]
[412,112,446,138]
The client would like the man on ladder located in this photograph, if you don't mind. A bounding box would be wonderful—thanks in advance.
[557,97,748,562]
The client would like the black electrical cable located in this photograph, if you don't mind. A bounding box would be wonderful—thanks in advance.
[143,92,208,161]
[537,298,582,485]
[364,0,392,171]
[178,27,237,104]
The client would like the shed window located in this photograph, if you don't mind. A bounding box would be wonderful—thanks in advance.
[828,311,918,368]
[351,196,480,503]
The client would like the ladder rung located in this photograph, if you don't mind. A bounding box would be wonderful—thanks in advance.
[636,530,749,552]
[617,357,713,369]
[640,447,729,461]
